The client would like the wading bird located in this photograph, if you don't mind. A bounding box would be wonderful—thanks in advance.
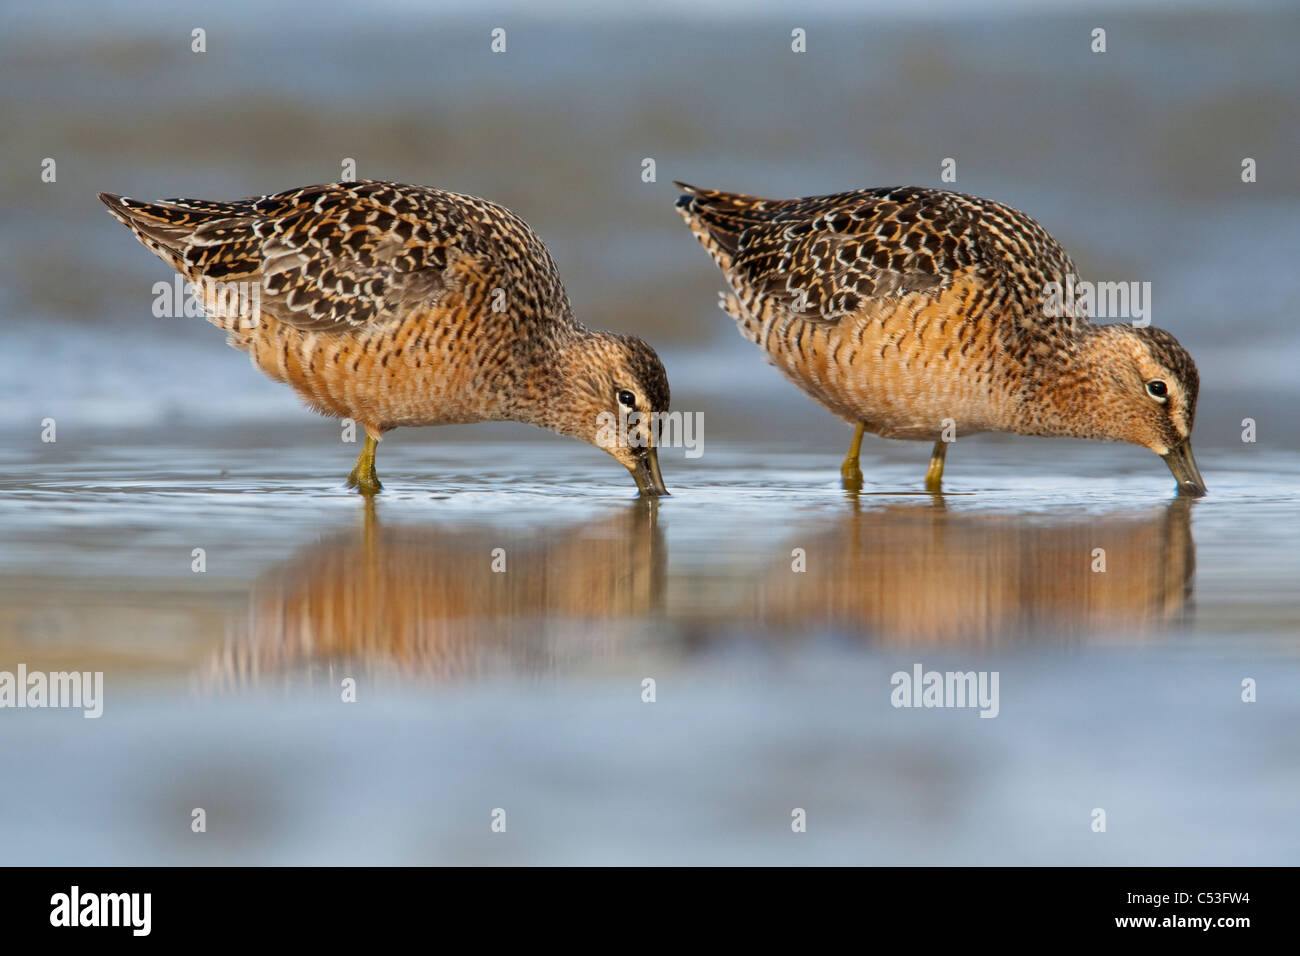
[675,183,1204,496]
[100,180,670,495]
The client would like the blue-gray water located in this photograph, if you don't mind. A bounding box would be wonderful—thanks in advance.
[1,1,1297,864]
[1,438,1297,864]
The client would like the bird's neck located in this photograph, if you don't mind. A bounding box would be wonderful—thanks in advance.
[1013,326,1120,441]
[511,328,603,437]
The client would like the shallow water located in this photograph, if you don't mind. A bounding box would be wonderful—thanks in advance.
[1,436,1296,864]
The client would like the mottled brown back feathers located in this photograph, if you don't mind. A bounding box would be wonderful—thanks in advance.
[100,180,575,335]
[675,183,1079,331]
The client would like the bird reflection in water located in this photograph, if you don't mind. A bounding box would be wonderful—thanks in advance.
[202,498,665,690]
[202,494,1195,688]
[750,495,1196,645]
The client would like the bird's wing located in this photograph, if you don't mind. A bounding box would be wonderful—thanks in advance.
[675,184,1079,332]
[99,180,566,334]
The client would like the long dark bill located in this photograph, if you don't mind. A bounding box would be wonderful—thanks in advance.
[1163,440,1207,497]
[631,448,669,496]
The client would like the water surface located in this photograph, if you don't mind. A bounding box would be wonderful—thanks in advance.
[1,437,1295,864]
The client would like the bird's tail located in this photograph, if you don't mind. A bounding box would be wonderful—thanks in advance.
[97,192,262,280]
[673,181,772,272]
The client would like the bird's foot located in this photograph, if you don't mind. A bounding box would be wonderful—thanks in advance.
[840,460,864,493]
[346,434,383,495]
[345,467,383,496]
[841,422,866,492]
[924,439,948,493]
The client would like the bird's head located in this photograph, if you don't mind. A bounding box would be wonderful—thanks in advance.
[1082,325,1206,496]
[542,332,671,496]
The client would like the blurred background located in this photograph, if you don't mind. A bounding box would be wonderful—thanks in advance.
[0,0,1297,865]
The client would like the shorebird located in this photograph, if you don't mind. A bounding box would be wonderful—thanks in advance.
[99,180,670,495]
[675,184,1205,496]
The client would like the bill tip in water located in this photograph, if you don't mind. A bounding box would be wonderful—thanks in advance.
[1162,441,1207,498]
[631,448,669,496]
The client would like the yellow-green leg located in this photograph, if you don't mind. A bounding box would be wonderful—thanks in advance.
[346,434,382,495]
[924,440,948,493]
[841,422,866,492]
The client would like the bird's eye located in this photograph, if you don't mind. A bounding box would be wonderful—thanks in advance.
[1146,380,1168,400]
[617,389,636,408]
